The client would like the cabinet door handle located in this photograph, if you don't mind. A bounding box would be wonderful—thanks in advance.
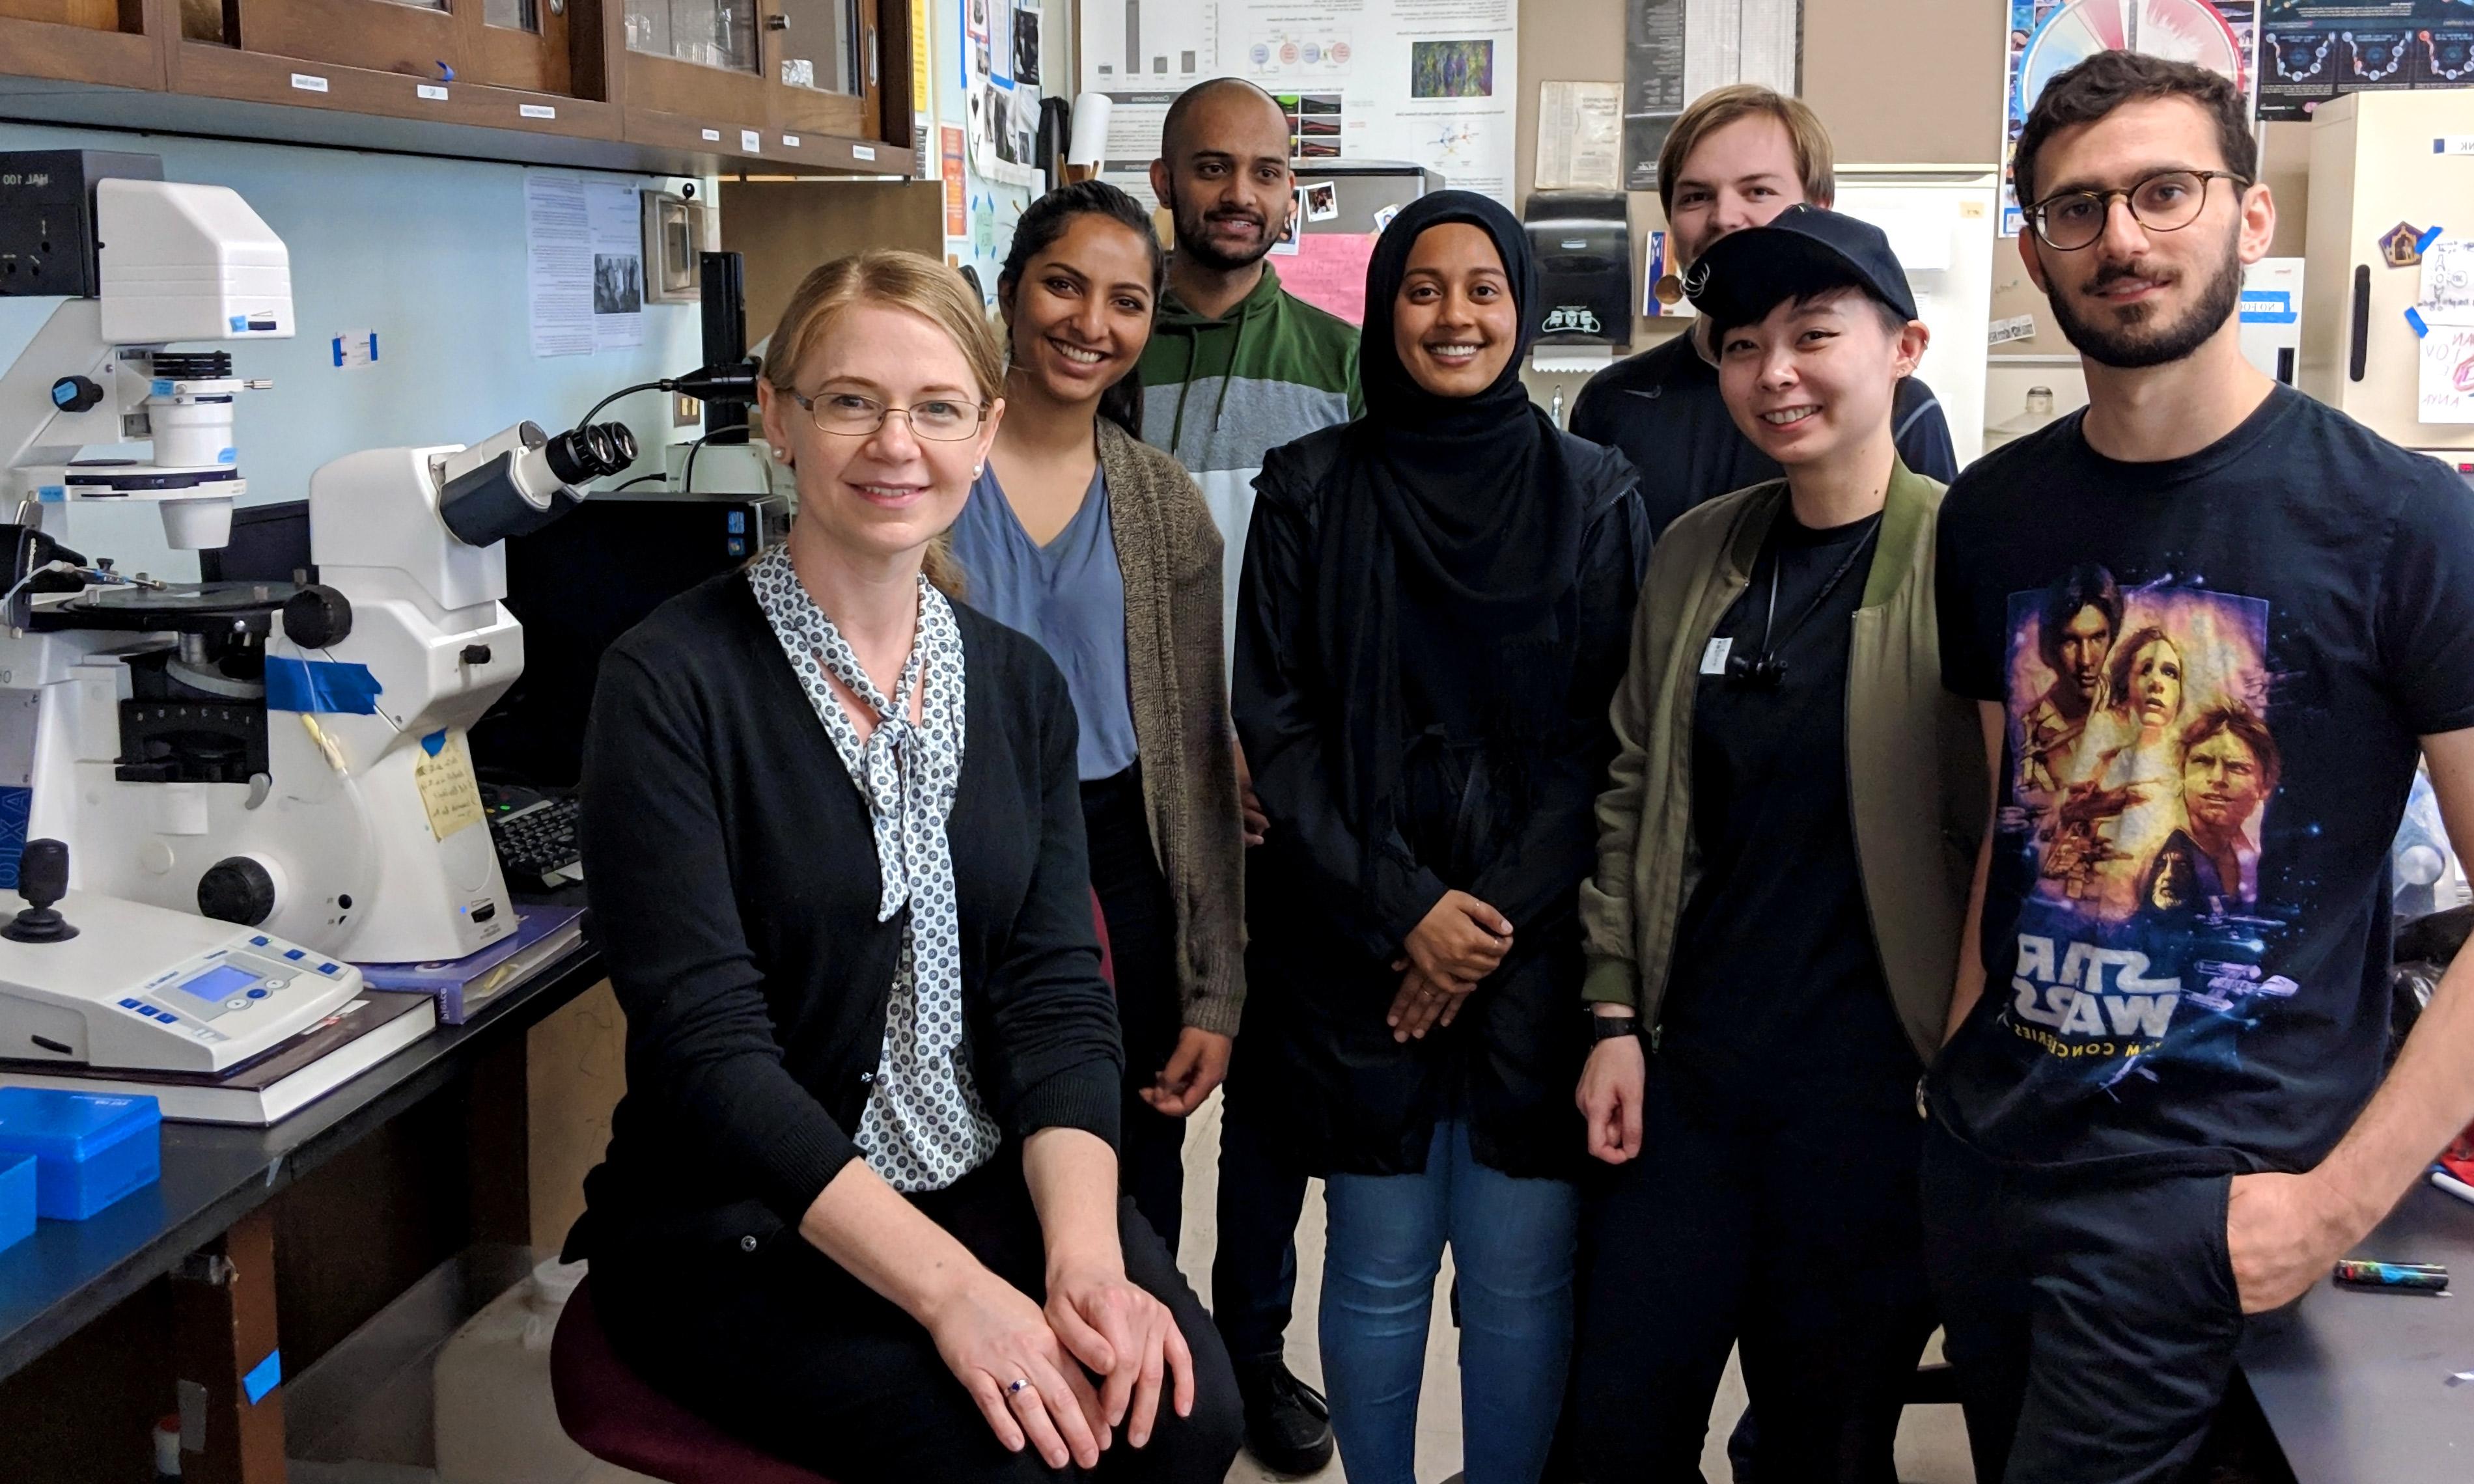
[766,13,786,29]
[867,26,878,87]
[2349,264,2369,383]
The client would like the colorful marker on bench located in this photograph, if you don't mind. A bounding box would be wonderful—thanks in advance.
[2332,1259,2449,1293]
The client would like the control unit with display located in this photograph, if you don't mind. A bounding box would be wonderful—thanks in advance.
[0,864,364,1075]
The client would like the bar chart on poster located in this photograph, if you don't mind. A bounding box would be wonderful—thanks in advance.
[1079,0,1520,206]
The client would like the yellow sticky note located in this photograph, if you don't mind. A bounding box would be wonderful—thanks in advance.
[412,731,486,842]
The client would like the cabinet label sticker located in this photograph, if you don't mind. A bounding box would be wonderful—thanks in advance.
[290,74,328,93]
[521,103,557,119]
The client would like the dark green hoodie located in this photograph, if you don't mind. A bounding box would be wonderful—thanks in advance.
[1136,262,1359,639]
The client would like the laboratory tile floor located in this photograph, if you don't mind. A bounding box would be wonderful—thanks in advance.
[1169,1093,1979,1484]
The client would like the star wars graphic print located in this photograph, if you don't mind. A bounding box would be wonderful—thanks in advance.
[1997,568,2288,1077]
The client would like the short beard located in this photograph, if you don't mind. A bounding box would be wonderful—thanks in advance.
[1165,178,1275,274]
[2048,225,2244,370]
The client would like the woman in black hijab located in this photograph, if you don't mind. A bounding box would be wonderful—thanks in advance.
[1230,190,1647,1483]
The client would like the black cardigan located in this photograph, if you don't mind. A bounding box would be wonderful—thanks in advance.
[1234,425,1648,1179]
[570,571,1123,1262]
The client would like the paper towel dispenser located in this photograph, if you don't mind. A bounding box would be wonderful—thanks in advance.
[1524,189,1631,350]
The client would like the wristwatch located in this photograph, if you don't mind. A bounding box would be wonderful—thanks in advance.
[1589,1012,1641,1043]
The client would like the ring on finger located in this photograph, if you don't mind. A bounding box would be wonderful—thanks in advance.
[1008,1377,1031,1397]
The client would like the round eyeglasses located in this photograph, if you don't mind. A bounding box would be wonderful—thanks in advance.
[785,389,989,441]
[2025,170,2249,251]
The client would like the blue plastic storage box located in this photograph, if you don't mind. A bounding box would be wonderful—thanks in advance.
[0,1150,32,1250]
[0,1088,162,1220]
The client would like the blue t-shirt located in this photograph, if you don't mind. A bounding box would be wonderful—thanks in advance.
[1934,385,2474,1174]
[950,463,1140,781]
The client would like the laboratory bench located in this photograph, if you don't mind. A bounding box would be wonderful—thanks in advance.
[0,926,606,1483]
[2244,1179,2474,1483]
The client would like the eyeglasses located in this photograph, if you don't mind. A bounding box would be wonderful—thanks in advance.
[785,389,988,441]
[2025,170,2249,251]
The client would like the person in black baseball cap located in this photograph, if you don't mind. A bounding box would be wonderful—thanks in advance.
[1570,200,1985,1483]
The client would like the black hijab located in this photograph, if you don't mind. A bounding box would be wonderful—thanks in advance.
[1315,189,1584,838]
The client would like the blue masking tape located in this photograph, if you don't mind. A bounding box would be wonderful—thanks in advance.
[2417,225,2445,253]
[242,1348,282,1405]
[420,728,447,756]
[2408,307,2431,338]
[264,656,383,715]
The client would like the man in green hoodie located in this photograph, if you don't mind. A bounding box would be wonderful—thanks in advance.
[1142,77,1361,644]
[1140,76,1357,1478]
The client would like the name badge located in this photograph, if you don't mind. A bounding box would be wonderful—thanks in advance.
[1699,637,1734,676]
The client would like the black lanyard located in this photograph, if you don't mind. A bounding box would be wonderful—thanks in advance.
[1728,514,1880,689]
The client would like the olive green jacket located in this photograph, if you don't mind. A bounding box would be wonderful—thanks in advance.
[1576,463,1986,1063]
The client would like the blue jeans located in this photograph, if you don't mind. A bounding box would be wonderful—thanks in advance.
[1320,1121,1579,1484]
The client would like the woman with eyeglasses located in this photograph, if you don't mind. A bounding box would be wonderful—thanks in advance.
[572,248,1241,1483]
[1570,207,1985,1481]
[951,182,1247,1259]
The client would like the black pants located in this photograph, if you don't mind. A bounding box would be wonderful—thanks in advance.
[594,1161,1244,1484]
[1209,991,1311,1366]
[1083,765,1188,1254]
[1571,1065,1934,1483]
[1921,1118,2247,1484]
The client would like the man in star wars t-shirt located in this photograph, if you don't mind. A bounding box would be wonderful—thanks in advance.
[1928,51,2474,1484]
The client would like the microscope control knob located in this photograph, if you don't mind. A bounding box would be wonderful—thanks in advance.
[49,376,104,414]
[198,858,277,928]
[281,585,354,650]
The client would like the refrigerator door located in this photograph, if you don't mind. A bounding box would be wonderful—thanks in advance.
[2300,91,2474,452]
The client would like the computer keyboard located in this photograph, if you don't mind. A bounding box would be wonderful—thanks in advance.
[489,794,583,889]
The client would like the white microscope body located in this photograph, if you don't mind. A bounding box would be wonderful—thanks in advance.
[2,171,290,550]
[2,155,624,980]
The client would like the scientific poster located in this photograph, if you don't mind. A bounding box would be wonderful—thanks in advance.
[2259,1,2474,121]
[2001,1,2259,237]
[1622,0,1801,192]
[1078,0,1521,207]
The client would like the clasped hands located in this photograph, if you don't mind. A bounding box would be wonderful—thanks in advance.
[928,1251,1197,1469]
[1387,889,1514,1042]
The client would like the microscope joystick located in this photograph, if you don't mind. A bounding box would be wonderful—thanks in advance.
[3,840,79,943]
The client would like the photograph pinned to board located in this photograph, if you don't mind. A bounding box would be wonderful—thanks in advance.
[1305,181,1340,221]
[1014,5,1042,85]
[2002,1,2259,236]
[1273,189,1304,254]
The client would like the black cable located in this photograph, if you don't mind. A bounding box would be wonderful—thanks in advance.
[577,380,667,430]
[679,433,716,495]
[607,472,667,491]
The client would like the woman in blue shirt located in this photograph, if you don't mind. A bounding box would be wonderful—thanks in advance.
[951,182,1247,1256]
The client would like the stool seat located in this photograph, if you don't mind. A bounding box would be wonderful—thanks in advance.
[551,1273,837,1484]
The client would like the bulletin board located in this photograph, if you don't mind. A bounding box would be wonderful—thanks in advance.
[939,0,1044,298]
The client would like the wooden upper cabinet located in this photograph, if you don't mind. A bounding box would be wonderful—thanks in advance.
[619,0,880,147]
[0,0,163,89]
[186,0,587,96]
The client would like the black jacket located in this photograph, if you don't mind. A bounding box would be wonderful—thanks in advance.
[570,573,1122,1264]
[1232,424,1648,1178]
